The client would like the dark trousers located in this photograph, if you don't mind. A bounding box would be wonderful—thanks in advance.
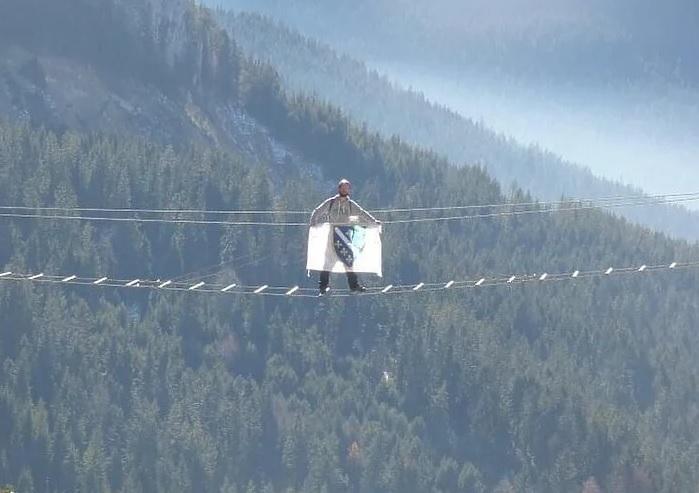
[319,270,359,289]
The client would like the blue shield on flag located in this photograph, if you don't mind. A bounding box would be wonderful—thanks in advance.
[333,226,367,267]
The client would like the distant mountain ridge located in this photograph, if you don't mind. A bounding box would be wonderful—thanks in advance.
[218,10,699,241]
[212,0,699,88]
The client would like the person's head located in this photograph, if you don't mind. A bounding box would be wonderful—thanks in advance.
[337,178,351,197]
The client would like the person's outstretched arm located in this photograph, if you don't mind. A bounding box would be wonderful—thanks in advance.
[310,197,334,226]
[350,199,381,225]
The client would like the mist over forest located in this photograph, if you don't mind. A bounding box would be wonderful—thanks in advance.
[214,0,699,203]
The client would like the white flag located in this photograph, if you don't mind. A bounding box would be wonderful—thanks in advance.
[306,223,382,277]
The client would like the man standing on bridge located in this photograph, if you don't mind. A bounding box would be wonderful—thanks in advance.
[309,179,381,296]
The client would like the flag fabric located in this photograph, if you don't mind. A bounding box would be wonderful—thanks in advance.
[306,223,382,276]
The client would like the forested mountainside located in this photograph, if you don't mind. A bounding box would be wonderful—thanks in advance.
[2,1,699,492]
[217,10,699,242]
[0,0,245,150]
[211,0,699,88]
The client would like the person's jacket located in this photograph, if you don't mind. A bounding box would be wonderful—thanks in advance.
[309,194,379,226]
